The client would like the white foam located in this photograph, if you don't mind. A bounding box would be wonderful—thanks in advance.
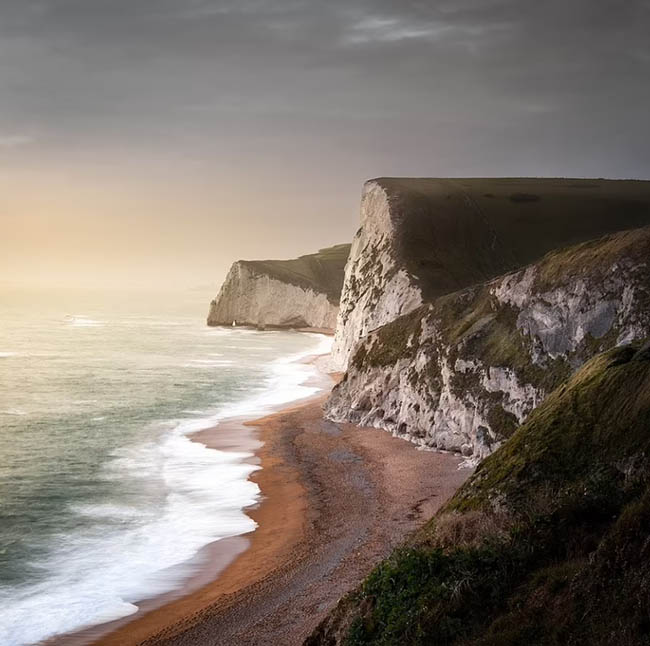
[0,331,332,646]
[185,359,235,367]
[3,408,27,416]
[0,432,260,646]
[65,315,105,328]
[177,333,332,432]
[68,503,154,521]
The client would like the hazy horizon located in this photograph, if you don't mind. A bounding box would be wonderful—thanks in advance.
[2,0,649,290]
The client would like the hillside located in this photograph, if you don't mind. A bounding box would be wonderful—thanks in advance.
[308,340,650,645]
[207,244,350,330]
[331,178,650,369]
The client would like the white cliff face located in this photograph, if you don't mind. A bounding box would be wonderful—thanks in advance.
[481,367,541,425]
[208,262,339,330]
[330,181,422,370]
[326,228,650,462]
[493,258,649,362]
[326,335,498,465]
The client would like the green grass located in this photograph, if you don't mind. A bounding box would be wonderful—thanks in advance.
[241,243,350,304]
[373,177,650,302]
[352,308,424,369]
[450,344,650,512]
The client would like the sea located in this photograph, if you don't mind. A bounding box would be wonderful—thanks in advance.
[0,287,331,646]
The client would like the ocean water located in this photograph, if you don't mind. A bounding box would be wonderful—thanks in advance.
[0,288,331,646]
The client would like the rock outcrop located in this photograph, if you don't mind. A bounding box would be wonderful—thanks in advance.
[326,226,650,462]
[207,244,350,331]
[331,177,650,370]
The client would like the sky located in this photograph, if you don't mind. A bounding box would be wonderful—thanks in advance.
[1,0,649,290]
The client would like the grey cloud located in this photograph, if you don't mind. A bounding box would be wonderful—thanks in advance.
[0,0,647,178]
[0,134,34,147]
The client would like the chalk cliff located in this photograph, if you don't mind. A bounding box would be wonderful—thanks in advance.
[327,178,650,461]
[331,178,650,370]
[207,244,350,331]
[327,226,650,462]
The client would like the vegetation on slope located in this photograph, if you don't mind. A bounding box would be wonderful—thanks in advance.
[242,243,350,304]
[308,341,650,646]
[374,177,650,302]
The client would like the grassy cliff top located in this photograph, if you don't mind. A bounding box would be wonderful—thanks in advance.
[309,341,650,645]
[370,177,650,302]
[240,243,350,304]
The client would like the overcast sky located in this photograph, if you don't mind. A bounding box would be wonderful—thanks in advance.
[2,0,649,289]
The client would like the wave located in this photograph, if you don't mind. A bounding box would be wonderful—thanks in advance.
[0,330,332,646]
[0,429,260,646]
[65,315,105,328]
[177,334,332,431]
[3,408,27,416]
[185,358,235,367]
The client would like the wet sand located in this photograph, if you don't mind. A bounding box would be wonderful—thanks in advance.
[81,386,470,646]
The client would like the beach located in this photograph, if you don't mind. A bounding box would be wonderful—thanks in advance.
[71,358,470,646]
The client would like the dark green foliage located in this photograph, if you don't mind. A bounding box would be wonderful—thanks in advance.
[345,544,527,646]
[353,308,424,369]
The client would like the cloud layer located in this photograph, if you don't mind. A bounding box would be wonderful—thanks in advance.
[0,1,649,287]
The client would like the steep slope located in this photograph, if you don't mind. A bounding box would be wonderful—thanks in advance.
[331,178,650,369]
[308,341,650,646]
[327,226,650,461]
[207,244,350,330]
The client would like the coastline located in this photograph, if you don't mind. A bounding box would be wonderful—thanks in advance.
[46,344,331,646]
[54,348,471,646]
[65,400,321,646]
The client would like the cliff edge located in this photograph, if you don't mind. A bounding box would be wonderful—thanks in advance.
[207,243,350,331]
[331,177,650,369]
[327,178,650,461]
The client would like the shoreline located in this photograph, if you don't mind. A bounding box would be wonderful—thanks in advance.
[205,324,335,336]
[67,398,321,646]
[53,349,471,646]
[45,348,332,646]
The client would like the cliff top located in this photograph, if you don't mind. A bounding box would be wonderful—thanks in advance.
[240,243,350,304]
[368,177,650,302]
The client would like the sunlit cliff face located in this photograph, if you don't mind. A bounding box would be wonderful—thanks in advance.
[1,0,649,290]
